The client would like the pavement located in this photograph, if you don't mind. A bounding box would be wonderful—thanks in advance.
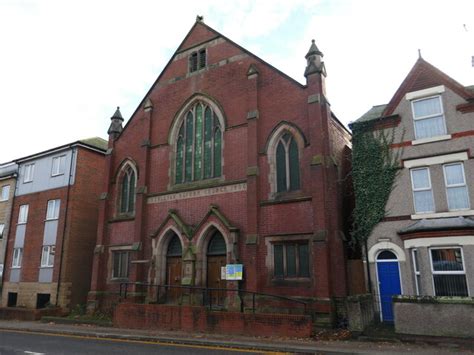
[0,319,473,354]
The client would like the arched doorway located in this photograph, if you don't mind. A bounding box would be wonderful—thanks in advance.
[166,234,182,303]
[376,250,402,322]
[206,230,227,306]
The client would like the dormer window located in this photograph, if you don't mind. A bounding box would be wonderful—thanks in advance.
[189,49,206,73]
[411,95,446,140]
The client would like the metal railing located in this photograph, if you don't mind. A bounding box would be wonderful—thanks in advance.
[119,282,309,315]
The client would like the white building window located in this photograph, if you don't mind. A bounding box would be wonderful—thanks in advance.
[23,163,35,183]
[0,223,4,239]
[46,199,61,220]
[0,185,10,201]
[18,204,29,224]
[412,96,446,140]
[112,251,129,279]
[51,155,66,176]
[443,163,470,211]
[430,247,468,297]
[412,249,421,295]
[410,168,435,213]
[12,248,23,268]
[41,245,55,267]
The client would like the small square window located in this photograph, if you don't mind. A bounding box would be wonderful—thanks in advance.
[23,163,35,183]
[189,52,198,72]
[12,248,23,268]
[112,251,130,279]
[18,204,29,224]
[51,155,66,176]
[198,49,206,69]
[41,245,55,267]
[0,185,10,201]
[0,224,4,239]
[46,199,60,220]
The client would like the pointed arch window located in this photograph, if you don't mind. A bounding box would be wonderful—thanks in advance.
[276,132,300,193]
[175,102,222,184]
[120,165,136,214]
[167,234,183,257]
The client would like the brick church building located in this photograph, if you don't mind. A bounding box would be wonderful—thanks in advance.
[88,18,352,324]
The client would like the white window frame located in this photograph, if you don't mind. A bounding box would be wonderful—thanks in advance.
[23,163,35,183]
[40,245,55,268]
[0,185,10,201]
[12,248,23,268]
[411,249,421,296]
[46,199,61,220]
[51,155,66,176]
[18,204,29,224]
[429,246,469,296]
[443,162,470,211]
[410,167,435,214]
[411,95,447,140]
[0,223,4,239]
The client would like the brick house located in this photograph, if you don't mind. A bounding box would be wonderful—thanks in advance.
[351,57,474,323]
[1,138,107,310]
[0,163,18,288]
[88,19,353,325]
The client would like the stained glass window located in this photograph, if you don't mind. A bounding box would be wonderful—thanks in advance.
[120,165,136,214]
[276,132,300,193]
[176,102,222,184]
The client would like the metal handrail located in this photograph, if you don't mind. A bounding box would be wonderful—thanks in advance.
[119,282,309,315]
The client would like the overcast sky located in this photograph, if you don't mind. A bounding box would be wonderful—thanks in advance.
[1,0,473,163]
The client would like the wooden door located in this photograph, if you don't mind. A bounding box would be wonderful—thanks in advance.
[207,255,226,306]
[166,257,182,303]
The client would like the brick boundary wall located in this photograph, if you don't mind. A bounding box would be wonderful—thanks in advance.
[113,303,312,338]
[0,307,62,321]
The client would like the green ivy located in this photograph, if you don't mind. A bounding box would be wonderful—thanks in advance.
[350,126,400,249]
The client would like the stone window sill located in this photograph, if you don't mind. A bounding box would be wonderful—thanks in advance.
[412,134,451,145]
[411,210,474,220]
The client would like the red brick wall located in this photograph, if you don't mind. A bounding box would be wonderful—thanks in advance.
[114,303,312,338]
[91,22,351,316]
[63,147,105,308]
[3,146,105,310]
[4,187,68,283]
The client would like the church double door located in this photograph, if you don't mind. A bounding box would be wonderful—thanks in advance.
[166,256,182,303]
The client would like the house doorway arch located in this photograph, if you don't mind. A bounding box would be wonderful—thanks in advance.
[376,250,402,322]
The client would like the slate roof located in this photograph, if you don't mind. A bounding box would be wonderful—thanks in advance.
[355,104,388,123]
[14,137,108,163]
[78,137,108,151]
[398,216,474,235]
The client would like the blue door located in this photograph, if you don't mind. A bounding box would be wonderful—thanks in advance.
[377,251,401,322]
